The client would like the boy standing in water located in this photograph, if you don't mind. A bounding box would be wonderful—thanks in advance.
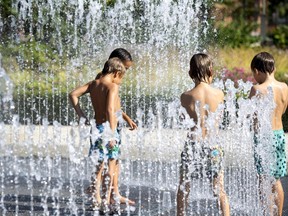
[69,48,136,212]
[69,57,131,213]
[249,52,288,216]
[177,53,230,216]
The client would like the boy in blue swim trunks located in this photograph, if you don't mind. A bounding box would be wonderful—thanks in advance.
[70,49,137,213]
[69,57,134,213]
[249,52,288,216]
[177,53,230,216]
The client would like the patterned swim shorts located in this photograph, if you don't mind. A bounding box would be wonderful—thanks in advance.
[89,124,121,161]
[181,140,224,179]
[254,129,287,179]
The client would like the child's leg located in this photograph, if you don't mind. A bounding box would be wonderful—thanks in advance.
[258,175,273,215]
[272,179,284,216]
[177,168,190,216]
[102,159,117,204]
[213,172,230,216]
[87,162,104,205]
[110,160,135,205]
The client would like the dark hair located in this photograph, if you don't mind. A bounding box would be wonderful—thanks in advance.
[95,72,102,80]
[251,52,275,74]
[101,57,126,76]
[109,48,132,62]
[189,53,212,82]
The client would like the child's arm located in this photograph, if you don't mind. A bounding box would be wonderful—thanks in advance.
[69,82,91,124]
[122,112,137,130]
[248,86,259,132]
[106,84,119,147]
[248,86,257,99]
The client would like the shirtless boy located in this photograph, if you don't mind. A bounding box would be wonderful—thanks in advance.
[249,52,288,216]
[70,57,130,213]
[177,53,230,216]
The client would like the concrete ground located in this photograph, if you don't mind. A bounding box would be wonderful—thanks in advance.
[0,169,287,215]
[0,126,287,215]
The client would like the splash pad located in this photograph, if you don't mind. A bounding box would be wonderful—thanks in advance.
[0,0,287,215]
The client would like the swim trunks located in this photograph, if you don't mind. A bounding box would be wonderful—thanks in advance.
[89,124,121,161]
[181,140,224,179]
[254,129,287,179]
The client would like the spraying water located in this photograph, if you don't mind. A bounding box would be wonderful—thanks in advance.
[0,0,278,215]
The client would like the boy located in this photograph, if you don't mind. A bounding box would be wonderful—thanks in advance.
[249,52,288,216]
[70,48,136,211]
[177,53,230,216]
[69,57,131,213]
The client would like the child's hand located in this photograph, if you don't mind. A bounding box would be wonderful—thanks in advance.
[127,119,137,130]
[108,140,116,149]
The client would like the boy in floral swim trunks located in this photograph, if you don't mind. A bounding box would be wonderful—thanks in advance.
[249,52,288,216]
[177,53,230,216]
[69,57,128,213]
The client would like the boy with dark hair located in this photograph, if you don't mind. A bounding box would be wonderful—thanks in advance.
[249,51,288,216]
[69,57,132,213]
[70,48,136,213]
[177,53,230,216]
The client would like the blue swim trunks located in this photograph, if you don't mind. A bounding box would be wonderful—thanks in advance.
[89,124,121,161]
[254,129,287,179]
[181,140,224,179]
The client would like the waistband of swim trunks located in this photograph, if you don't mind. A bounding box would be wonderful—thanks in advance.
[273,129,284,135]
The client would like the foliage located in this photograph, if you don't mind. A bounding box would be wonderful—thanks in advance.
[0,40,62,72]
[216,19,260,48]
[271,25,288,49]
[221,67,255,87]
[212,0,261,47]
[216,46,288,82]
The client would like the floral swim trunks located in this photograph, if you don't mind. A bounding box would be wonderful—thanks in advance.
[181,140,224,179]
[254,129,287,179]
[89,124,121,161]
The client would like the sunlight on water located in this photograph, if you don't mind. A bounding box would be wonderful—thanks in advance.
[0,0,278,215]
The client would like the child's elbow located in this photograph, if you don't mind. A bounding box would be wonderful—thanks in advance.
[68,92,76,102]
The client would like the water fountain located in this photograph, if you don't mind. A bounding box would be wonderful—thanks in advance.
[0,0,280,215]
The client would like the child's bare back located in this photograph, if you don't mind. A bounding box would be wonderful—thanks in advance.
[177,53,230,216]
[181,81,224,137]
[249,52,287,216]
[250,79,288,130]
[89,78,121,125]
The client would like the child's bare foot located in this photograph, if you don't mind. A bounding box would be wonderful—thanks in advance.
[119,196,135,205]
[111,194,135,205]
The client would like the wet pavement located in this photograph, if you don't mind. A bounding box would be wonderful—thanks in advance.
[0,169,287,215]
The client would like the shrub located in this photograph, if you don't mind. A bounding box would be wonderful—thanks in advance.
[221,67,255,87]
[216,20,260,48]
[271,25,288,49]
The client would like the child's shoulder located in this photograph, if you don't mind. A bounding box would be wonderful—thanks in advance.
[180,90,197,105]
[106,82,119,92]
[276,80,288,89]
[210,86,224,98]
[181,90,194,100]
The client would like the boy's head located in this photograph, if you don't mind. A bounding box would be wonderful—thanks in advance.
[251,52,275,74]
[189,53,212,83]
[102,57,126,80]
[109,48,133,69]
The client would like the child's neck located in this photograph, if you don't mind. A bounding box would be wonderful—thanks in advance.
[260,72,275,84]
[101,74,115,82]
[195,80,210,86]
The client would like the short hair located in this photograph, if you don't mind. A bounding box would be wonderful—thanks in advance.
[101,57,126,76]
[251,52,275,74]
[109,48,132,62]
[189,53,212,82]
[95,72,102,80]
